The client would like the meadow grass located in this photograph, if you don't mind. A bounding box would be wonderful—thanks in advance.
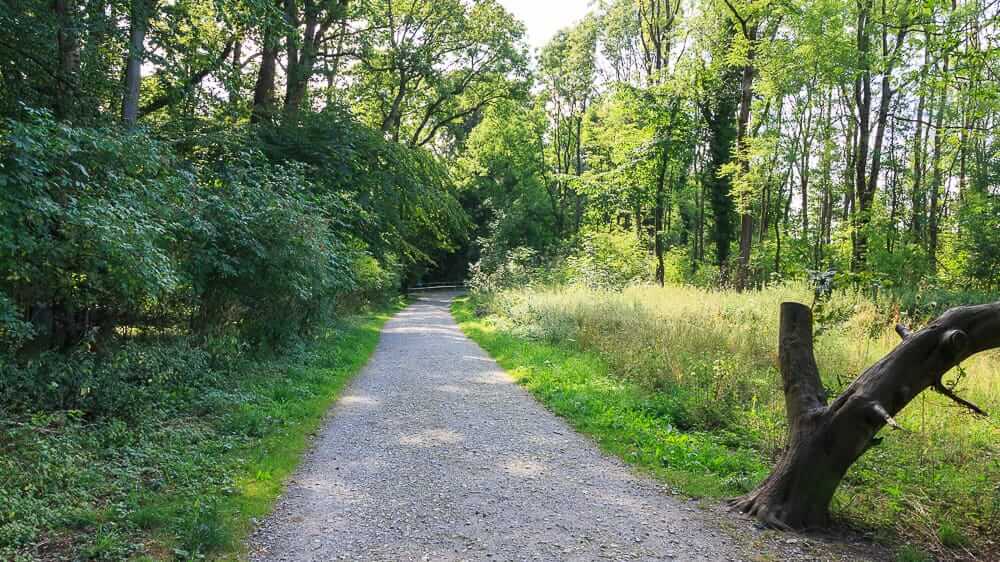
[0,300,404,561]
[454,285,999,561]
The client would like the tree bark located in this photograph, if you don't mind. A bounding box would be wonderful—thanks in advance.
[733,301,1000,530]
[252,3,282,124]
[852,2,908,272]
[654,148,668,286]
[928,50,951,274]
[735,55,756,290]
[122,0,153,126]
[700,85,737,272]
[54,0,81,120]
[850,1,872,273]
[910,34,930,241]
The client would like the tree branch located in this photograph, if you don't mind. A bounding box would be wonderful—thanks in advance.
[894,320,990,417]
[139,40,235,118]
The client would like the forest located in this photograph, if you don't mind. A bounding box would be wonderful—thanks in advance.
[0,0,998,559]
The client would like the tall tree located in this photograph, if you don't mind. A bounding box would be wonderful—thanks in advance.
[122,0,156,125]
[351,0,528,148]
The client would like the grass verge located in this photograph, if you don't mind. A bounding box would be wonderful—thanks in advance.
[0,299,404,561]
[453,291,998,562]
[452,296,767,499]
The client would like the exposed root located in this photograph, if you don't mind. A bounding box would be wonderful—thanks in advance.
[729,494,794,532]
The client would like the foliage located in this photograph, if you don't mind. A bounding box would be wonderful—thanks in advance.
[349,0,530,147]
[0,303,402,560]
[561,229,653,289]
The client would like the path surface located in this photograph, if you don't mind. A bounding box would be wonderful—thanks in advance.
[249,293,878,562]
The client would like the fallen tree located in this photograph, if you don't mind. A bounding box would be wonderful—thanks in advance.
[732,301,999,530]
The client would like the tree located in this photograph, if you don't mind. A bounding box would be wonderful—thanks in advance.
[122,0,157,125]
[538,16,600,236]
[716,0,776,289]
[282,0,350,115]
[351,0,528,148]
[732,301,1000,530]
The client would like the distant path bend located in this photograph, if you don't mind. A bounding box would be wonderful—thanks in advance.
[249,293,876,562]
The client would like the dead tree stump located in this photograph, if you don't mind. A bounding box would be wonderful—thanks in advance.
[731,301,999,530]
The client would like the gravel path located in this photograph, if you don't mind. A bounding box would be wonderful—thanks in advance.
[248,293,882,562]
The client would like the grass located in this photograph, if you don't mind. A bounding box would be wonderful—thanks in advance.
[454,285,1000,561]
[452,297,767,498]
[0,299,404,561]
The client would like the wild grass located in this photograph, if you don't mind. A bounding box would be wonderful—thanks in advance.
[0,299,404,561]
[456,285,1000,561]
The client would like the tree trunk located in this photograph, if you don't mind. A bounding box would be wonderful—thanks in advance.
[910,35,930,241]
[701,85,737,272]
[251,13,281,124]
[928,53,950,274]
[654,149,668,286]
[283,0,305,114]
[851,1,872,273]
[853,4,908,272]
[122,0,152,126]
[54,0,80,120]
[732,301,1000,530]
[735,57,755,290]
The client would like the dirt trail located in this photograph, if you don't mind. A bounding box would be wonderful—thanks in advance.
[249,292,883,561]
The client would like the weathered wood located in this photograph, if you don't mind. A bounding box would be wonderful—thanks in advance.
[732,301,1000,530]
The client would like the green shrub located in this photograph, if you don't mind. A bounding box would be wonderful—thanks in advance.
[0,339,213,419]
[562,229,653,289]
[0,110,190,351]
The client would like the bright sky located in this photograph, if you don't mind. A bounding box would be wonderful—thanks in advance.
[498,0,596,51]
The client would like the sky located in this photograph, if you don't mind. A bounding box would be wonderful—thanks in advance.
[498,0,596,51]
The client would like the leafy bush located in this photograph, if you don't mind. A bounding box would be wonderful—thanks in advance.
[0,107,462,362]
[0,110,191,350]
[1,338,213,419]
[185,155,357,347]
[562,229,653,289]
[0,108,467,431]
[468,246,546,293]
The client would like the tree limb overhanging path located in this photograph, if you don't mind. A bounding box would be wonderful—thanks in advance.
[249,293,880,561]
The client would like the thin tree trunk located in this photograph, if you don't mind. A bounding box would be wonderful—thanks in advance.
[655,178,666,286]
[928,57,949,274]
[851,0,872,273]
[122,0,152,126]
[910,34,930,241]
[736,56,756,289]
[54,0,80,120]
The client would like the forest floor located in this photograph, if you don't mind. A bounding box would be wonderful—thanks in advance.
[248,292,887,561]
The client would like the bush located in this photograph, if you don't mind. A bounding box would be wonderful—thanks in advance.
[0,108,458,361]
[562,229,653,289]
[468,246,546,294]
[0,110,190,351]
[0,338,214,419]
[185,155,357,347]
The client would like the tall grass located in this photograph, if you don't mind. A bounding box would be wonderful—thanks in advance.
[474,284,1000,559]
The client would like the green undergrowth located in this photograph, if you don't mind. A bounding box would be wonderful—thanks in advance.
[0,299,404,561]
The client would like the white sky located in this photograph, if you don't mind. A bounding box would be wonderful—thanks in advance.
[499,0,597,51]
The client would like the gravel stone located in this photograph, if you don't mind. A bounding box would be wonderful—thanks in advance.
[248,293,885,562]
